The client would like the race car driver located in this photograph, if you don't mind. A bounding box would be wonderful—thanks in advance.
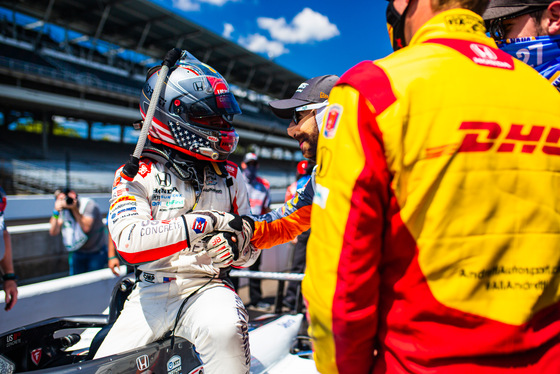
[93,52,257,374]
[303,0,560,373]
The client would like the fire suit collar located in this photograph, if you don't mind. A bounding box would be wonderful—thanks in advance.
[408,9,494,48]
[142,143,207,194]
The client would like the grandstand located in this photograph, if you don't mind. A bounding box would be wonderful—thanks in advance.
[0,0,306,197]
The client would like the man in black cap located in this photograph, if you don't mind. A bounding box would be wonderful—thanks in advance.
[204,75,338,310]
[484,0,560,90]
[245,75,339,253]
[268,75,339,159]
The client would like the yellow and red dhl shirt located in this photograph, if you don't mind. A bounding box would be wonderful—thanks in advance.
[304,9,560,374]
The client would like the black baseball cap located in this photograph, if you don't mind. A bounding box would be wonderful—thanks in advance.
[483,0,552,20]
[269,75,339,119]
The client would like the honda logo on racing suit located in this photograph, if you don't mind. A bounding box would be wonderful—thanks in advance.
[156,172,171,187]
[136,354,150,370]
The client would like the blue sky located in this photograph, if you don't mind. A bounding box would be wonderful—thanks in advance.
[151,0,393,79]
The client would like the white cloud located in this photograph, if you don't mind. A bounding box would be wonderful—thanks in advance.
[223,23,234,39]
[172,0,238,11]
[238,34,289,59]
[172,0,200,11]
[200,0,238,5]
[257,8,339,44]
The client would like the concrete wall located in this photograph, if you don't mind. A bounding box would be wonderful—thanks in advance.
[4,194,111,222]
[10,226,70,282]
[6,198,293,284]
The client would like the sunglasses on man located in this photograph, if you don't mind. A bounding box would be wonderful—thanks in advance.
[486,6,548,40]
[291,102,328,125]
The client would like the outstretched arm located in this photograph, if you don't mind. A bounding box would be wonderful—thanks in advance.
[250,176,314,249]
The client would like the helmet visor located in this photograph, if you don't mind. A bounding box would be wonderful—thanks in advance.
[172,92,241,122]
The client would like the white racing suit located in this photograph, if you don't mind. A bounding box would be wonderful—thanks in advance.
[94,151,257,374]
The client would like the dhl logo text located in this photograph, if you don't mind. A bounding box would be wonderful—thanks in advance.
[426,122,560,158]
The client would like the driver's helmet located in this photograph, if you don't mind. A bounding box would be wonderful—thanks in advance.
[140,52,241,162]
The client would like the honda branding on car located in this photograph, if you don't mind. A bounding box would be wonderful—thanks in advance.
[136,354,150,370]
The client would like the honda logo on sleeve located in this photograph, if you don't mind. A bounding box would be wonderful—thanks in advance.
[136,354,150,371]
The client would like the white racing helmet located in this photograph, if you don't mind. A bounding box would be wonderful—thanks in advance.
[140,52,241,162]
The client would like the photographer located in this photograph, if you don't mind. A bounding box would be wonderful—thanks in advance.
[49,189,107,275]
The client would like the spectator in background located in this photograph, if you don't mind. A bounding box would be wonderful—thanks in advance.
[303,0,560,372]
[283,159,314,311]
[240,152,271,309]
[0,187,18,311]
[49,189,107,275]
[483,0,560,91]
[284,160,315,202]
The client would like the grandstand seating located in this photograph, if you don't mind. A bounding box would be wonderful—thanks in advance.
[0,6,300,199]
[0,129,296,200]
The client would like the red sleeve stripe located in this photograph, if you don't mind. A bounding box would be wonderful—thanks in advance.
[332,92,392,372]
[118,239,188,264]
[337,61,397,114]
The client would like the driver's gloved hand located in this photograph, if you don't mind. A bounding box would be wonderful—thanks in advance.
[205,232,238,268]
[185,210,254,252]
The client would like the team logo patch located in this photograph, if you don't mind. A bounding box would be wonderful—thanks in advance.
[112,175,122,188]
[323,104,343,139]
[31,348,42,366]
[225,163,238,177]
[138,162,152,178]
[156,172,171,187]
[192,217,208,234]
[167,355,182,374]
[143,272,155,283]
[110,195,136,210]
[313,183,330,209]
[296,82,309,93]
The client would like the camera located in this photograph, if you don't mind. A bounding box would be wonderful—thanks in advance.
[66,196,74,205]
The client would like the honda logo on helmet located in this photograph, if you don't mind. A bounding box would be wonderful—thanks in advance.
[156,172,171,187]
[193,81,204,91]
[136,354,150,371]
